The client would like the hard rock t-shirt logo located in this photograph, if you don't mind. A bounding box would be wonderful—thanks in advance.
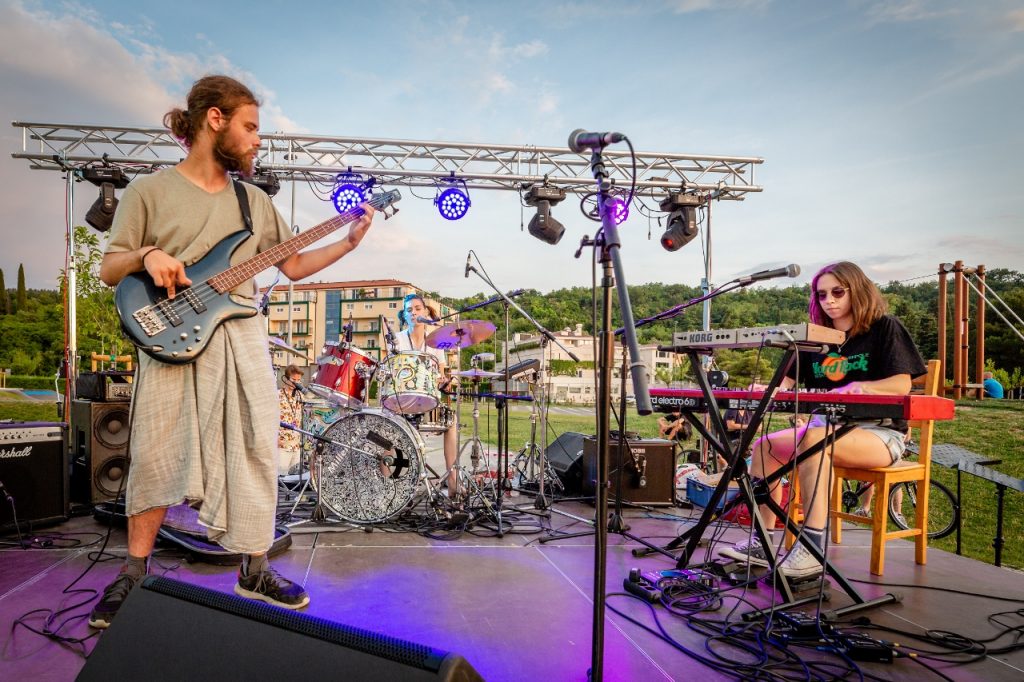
[813,352,869,383]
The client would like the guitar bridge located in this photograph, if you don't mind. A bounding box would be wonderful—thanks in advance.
[133,307,167,337]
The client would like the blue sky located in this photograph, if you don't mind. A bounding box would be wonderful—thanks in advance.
[1,0,1021,300]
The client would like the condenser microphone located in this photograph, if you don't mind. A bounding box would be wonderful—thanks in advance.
[464,252,472,278]
[415,316,440,325]
[567,129,625,153]
[736,264,801,285]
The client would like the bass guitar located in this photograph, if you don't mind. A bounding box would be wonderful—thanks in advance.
[115,189,400,364]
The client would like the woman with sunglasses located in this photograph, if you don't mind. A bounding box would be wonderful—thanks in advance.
[720,261,926,579]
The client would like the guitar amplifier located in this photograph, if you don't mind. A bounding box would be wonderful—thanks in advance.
[582,437,676,506]
[0,422,69,533]
[76,371,134,402]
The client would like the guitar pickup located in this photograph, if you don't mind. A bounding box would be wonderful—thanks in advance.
[156,299,184,327]
[181,288,207,314]
[132,307,167,337]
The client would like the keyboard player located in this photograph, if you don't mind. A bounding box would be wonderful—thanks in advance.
[720,261,927,579]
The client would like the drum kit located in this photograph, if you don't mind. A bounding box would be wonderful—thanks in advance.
[285,317,516,526]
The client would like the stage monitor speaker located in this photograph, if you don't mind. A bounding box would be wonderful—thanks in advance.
[78,576,483,681]
[545,431,588,494]
[582,437,675,506]
[0,422,68,534]
[71,399,130,503]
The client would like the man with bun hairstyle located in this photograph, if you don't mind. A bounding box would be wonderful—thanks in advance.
[90,75,375,627]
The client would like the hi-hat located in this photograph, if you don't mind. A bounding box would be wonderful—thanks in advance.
[454,368,502,379]
[269,336,305,357]
[425,320,496,349]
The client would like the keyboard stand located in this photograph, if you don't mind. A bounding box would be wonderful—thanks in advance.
[635,346,900,617]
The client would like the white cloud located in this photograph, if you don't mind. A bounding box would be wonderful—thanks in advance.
[1009,9,1024,32]
[865,0,960,25]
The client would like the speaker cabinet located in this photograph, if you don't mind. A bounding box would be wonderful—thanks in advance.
[582,437,676,506]
[71,399,130,503]
[545,432,588,494]
[0,422,67,533]
[78,576,483,681]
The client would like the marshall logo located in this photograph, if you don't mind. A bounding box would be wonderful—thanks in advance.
[0,445,32,459]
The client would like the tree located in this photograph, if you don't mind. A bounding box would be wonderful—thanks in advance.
[57,226,133,361]
[0,268,8,315]
[16,264,27,312]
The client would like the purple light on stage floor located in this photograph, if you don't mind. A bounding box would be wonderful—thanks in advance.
[436,186,471,220]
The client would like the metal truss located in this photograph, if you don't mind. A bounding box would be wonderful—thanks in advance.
[12,121,763,199]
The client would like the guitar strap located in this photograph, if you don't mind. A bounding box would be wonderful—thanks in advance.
[232,180,255,235]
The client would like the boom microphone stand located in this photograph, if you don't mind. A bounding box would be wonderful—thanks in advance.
[573,137,652,682]
[463,256,580,512]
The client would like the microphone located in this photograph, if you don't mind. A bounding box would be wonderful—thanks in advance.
[567,129,625,153]
[380,314,397,350]
[415,315,440,326]
[736,264,801,285]
[464,252,472,278]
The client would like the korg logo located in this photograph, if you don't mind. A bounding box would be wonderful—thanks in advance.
[688,332,714,344]
[0,446,32,459]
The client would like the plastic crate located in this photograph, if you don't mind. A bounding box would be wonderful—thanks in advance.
[686,478,741,509]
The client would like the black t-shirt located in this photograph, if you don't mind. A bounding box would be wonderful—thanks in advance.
[786,314,926,431]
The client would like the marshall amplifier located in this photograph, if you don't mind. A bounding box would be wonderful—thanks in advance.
[582,437,675,506]
[0,421,68,533]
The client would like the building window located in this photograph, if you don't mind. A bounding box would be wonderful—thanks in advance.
[388,302,398,309]
[364,303,373,310]
[569,387,582,394]
[345,303,354,310]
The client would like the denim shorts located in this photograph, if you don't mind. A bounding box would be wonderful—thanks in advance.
[805,415,907,464]
[857,424,907,464]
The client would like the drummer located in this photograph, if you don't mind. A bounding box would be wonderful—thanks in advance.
[393,293,461,495]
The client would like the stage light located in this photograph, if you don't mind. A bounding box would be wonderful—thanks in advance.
[435,179,471,221]
[81,166,129,233]
[524,184,567,245]
[659,192,703,252]
[607,195,629,225]
[240,169,281,197]
[332,172,369,214]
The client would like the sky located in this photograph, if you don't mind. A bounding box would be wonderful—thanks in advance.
[1,0,1022,303]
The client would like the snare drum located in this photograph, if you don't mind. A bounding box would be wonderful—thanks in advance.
[310,343,377,408]
[407,393,455,434]
[378,351,440,414]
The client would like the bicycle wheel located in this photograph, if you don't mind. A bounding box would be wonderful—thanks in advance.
[840,479,866,513]
[888,480,959,540]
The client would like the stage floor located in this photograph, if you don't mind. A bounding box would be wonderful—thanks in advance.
[2,445,1023,681]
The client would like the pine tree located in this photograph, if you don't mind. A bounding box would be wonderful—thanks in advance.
[0,268,8,314]
[16,264,27,312]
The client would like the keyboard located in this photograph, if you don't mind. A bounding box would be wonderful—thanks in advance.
[668,323,845,350]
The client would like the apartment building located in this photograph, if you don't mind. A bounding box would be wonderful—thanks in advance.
[261,279,452,373]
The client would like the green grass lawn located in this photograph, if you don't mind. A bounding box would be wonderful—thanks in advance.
[4,396,1021,570]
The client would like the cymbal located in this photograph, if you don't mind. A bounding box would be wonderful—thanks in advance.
[454,368,503,379]
[269,336,305,357]
[425,320,496,349]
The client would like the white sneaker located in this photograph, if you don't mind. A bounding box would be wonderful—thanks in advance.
[719,537,771,568]
[777,543,823,579]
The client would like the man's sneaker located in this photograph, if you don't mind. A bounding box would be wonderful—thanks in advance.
[234,566,310,609]
[777,542,823,580]
[719,537,771,568]
[88,572,141,629]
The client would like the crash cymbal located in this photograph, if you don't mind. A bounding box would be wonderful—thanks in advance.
[269,336,305,357]
[425,320,496,350]
[454,368,503,379]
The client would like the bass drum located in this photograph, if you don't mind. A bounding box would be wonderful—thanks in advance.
[311,408,424,524]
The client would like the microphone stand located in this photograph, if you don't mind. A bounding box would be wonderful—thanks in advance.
[464,261,579,517]
[579,144,652,682]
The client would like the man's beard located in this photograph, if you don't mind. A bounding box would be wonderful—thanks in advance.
[213,128,254,178]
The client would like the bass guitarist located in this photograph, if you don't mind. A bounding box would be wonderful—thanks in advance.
[89,74,375,628]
